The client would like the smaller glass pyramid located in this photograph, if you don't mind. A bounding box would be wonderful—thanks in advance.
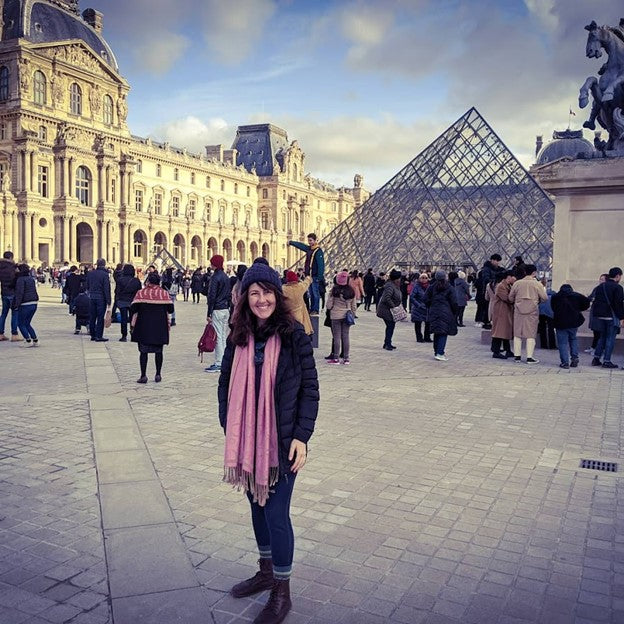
[321,108,554,273]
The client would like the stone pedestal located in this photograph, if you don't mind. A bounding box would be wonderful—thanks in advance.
[532,157,624,294]
[532,156,624,338]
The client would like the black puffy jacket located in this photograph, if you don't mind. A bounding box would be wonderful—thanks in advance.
[218,324,319,476]
[0,258,16,296]
[425,280,459,336]
[13,275,39,309]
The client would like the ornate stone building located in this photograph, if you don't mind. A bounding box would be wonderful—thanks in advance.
[0,0,369,269]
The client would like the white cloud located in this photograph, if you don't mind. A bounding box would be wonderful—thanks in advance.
[151,116,232,153]
[132,33,190,75]
[200,0,277,65]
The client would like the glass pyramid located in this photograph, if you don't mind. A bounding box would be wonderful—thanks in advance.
[321,108,554,273]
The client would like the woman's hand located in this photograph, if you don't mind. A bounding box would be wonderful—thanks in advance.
[288,439,307,473]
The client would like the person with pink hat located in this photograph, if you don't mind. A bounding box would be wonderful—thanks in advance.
[325,270,357,364]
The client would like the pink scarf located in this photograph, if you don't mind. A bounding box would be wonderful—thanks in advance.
[223,333,281,507]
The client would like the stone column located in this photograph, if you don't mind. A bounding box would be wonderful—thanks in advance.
[69,216,75,262]
[23,212,31,262]
[97,164,103,205]
[127,222,133,262]
[119,171,125,208]
[105,166,110,203]
[20,150,26,192]
[119,222,125,262]
[127,171,133,207]
[68,158,74,199]
[11,210,17,255]
[31,213,38,263]
[62,215,69,261]
[29,151,35,192]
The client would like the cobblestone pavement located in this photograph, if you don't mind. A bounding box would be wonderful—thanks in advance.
[1,285,624,623]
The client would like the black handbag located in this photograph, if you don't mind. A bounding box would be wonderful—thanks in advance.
[324,309,332,328]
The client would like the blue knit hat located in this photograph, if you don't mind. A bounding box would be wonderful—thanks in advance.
[241,258,282,293]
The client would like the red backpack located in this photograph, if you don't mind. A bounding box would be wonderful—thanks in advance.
[197,323,217,361]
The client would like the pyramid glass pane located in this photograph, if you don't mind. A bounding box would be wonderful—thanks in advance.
[319,108,554,273]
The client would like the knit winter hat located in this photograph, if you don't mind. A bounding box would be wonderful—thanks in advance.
[336,271,349,286]
[285,270,299,283]
[210,254,224,269]
[241,258,282,293]
[434,270,447,280]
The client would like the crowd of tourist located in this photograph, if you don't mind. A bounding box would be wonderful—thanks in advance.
[2,236,624,624]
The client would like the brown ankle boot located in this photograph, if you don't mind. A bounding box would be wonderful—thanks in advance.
[253,579,291,624]
[230,558,273,598]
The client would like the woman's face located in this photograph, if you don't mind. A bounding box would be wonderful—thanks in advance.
[248,282,276,323]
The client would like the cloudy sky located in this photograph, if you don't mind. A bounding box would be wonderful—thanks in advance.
[89,0,622,190]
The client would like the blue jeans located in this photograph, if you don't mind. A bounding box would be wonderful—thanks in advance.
[308,279,320,314]
[594,319,618,363]
[89,296,106,340]
[119,305,130,337]
[383,319,395,347]
[17,304,37,340]
[0,294,19,335]
[433,333,448,356]
[246,474,296,578]
[556,327,579,364]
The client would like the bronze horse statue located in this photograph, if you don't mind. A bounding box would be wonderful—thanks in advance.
[579,20,624,150]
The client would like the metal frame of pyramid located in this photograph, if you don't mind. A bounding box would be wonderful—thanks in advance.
[319,108,554,274]
[152,248,185,272]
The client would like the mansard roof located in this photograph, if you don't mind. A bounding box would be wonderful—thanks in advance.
[2,0,118,70]
[232,123,290,177]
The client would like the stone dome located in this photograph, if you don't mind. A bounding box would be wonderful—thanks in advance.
[2,0,118,70]
[536,129,594,165]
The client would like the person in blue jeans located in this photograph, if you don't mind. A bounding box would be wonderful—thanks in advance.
[0,250,20,341]
[13,263,39,346]
[589,267,624,369]
[288,233,324,315]
[551,284,590,369]
[86,259,112,342]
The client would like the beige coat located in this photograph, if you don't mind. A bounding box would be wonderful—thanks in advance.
[326,291,357,320]
[509,276,547,338]
[349,276,364,301]
[283,276,313,335]
[491,280,514,340]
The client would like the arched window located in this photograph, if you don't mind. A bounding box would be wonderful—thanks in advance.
[70,83,82,115]
[136,159,142,173]
[262,188,268,199]
[103,94,113,125]
[75,166,91,206]
[33,70,46,105]
[0,66,8,101]
[234,183,238,194]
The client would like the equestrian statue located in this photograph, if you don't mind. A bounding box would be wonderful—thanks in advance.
[579,19,624,153]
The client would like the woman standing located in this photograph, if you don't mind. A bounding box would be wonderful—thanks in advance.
[191,268,203,304]
[218,260,319,624]
[376,269,402,351]
[282,271,313,335]
[490,271,516,358]
[115,264,142,342]
[13,264,39,347]
[326,270,357,364]
[348,270,364,308]
[182,273,191,302]
[425,270,459,361]
[453,270,471,326]
[130,273,174,383]
[409,273,431,342]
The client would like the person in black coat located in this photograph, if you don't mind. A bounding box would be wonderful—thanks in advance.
[72,287,91,334]
[217,260,319,624]
[363,268,376,311]
[13,263,39,346]
[115,264,142,342]
[129,273,174,383]
[63,266,83,313]
[551,284,590,369]
[190,268,203,304]
[425,270,459,361]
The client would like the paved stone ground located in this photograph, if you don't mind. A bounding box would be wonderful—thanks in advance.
[1,284,624,623]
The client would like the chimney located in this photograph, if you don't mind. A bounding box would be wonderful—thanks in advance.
[82,8,103,33]
[535,135,543,157]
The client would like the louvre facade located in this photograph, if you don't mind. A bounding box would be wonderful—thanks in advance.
[0,0,369,270]
[321,108,554,274]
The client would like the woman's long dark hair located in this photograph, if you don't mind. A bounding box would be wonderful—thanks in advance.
[331,284,355,299]
[230,281,294,346]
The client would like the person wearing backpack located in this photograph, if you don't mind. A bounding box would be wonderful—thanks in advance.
[551,284,590,369]
[508,264,548,363]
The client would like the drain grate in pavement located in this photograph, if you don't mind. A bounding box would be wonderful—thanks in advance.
[580,459,618,472]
